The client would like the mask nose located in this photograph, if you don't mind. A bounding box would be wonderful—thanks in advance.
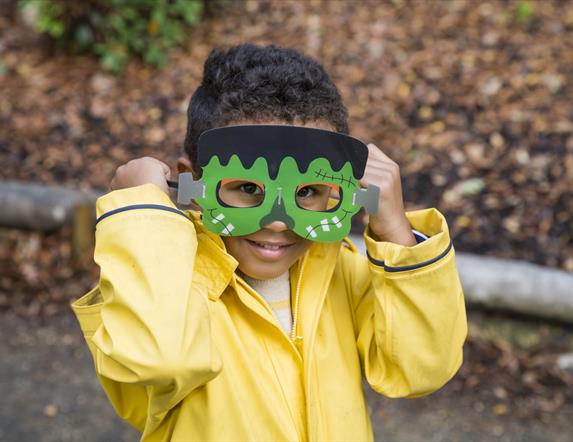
[260,196,295,229]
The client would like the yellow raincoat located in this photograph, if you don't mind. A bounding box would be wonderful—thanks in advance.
[72,184,467,441]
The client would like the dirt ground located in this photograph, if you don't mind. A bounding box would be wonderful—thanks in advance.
[1,309,572,442]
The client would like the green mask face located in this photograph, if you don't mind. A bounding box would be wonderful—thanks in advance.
[175,125,379,242]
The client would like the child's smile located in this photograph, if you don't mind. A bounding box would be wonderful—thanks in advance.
[222,222,312,280]
[245,238,295,261]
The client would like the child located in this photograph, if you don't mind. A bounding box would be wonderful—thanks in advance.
[72,43,467,441]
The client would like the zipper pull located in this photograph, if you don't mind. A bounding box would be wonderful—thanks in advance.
[293,335,303,346]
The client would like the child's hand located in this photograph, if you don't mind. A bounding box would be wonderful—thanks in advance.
[360,144,416,246]
[110,157,171,194]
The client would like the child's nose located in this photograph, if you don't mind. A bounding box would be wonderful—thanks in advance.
[261,220,291,232]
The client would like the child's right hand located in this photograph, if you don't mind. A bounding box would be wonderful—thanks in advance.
[110,157,171,194]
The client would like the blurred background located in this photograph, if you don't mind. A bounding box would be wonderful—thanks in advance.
[0,0,572,440]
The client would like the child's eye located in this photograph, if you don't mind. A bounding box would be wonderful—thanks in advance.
[240,183,263,195]
[296,186,315,198]
[295,183,341,211]
[218,179,265,208]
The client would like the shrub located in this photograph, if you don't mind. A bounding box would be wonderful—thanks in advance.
[20,0,214,73]
[514,1,535,24]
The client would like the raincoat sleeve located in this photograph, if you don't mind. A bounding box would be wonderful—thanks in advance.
[71,184,222,424]
[344,208,467,398]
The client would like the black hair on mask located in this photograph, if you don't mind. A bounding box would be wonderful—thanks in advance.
[198,125,368,180]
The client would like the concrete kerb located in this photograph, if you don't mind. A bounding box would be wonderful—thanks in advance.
[348,234,573,324]
[0,181,104,232]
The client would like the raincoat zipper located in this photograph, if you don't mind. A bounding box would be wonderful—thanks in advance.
[290,254,307,345]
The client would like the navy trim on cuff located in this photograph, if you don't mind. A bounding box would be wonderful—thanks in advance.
[367,240,453,273]
[412,229,429,243]
[96,204,189,224]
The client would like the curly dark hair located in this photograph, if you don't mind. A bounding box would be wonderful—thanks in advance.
[183,43,349,169]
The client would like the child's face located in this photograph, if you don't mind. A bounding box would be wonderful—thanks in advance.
[223,211,313,280]
[177,119,338,280]
[220,119,336,280]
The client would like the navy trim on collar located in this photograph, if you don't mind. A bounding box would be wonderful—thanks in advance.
[96,204,190,224]
[367,240,453,273]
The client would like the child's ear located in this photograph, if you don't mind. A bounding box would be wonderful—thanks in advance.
[177,155,201,180]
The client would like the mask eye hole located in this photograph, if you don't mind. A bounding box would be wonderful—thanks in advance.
[295,182,341,212]
[218,179,265,208]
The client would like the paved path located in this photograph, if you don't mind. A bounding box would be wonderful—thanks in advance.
[1,311,571,442]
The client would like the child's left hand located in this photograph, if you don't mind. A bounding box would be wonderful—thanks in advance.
[360,143,416,247]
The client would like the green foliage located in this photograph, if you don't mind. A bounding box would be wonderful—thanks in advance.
[19,0,211,73]
[27,1,65,38]
[514,1,535,25]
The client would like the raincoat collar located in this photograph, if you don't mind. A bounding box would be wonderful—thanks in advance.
[186,210,238,301]
[185,210,343,310]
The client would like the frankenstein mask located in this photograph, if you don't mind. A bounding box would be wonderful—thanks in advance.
[174,125,379,242]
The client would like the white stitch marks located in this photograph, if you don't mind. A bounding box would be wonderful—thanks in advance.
[211,213,225,224]
[222,223,235,235]
[306,226,317,238]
